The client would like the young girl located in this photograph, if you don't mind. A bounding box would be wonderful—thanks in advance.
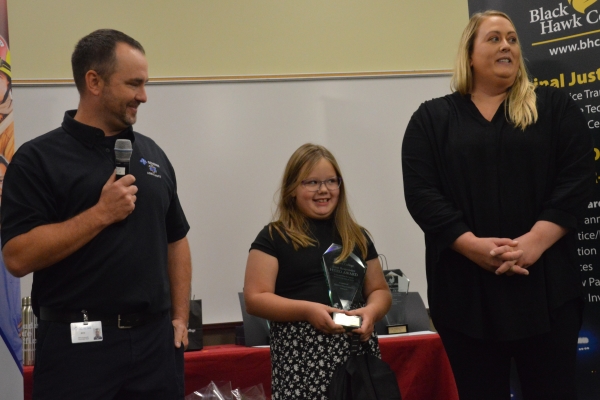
[244,143,391,400]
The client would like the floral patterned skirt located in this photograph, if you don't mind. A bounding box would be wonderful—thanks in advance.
[270,320,380,400]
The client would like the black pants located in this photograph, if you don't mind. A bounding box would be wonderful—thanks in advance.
[32,312,185,400]
[435,299,583,400]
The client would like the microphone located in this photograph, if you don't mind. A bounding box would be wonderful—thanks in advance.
[114,139,133,180]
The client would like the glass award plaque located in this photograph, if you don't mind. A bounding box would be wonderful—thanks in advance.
[322,243,366,330]
[383,269,410,334]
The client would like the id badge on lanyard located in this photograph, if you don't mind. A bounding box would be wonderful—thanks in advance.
[70,310,103,344]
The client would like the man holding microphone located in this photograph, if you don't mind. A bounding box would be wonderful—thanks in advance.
[1,29,191,399]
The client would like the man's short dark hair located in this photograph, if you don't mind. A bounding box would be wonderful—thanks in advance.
[71,29,145,94]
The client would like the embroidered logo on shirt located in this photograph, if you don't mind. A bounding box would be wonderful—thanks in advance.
[140,158,161,178]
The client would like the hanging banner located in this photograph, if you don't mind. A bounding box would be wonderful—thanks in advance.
[467,0,600,398]
[0,0,21,399]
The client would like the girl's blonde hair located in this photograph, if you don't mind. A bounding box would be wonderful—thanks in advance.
[271,143,368,262]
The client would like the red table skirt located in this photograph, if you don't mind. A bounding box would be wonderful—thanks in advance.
[23,332,458,400]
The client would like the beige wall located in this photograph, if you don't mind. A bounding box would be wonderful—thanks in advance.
[8,0,468,81]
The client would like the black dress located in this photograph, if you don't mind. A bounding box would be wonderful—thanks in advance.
[402,86,594,341]
[250,218,380,400]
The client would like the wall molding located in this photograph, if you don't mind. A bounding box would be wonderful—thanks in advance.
[13,69,452,87]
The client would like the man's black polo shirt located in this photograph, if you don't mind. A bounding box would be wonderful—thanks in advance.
[1,110,189,316]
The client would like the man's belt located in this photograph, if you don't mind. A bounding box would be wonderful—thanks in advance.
[39,307,166,329]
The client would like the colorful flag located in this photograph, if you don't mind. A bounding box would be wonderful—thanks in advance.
[0,0,22,398]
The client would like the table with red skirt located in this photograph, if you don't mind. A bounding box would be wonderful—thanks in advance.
[23,332,458,400]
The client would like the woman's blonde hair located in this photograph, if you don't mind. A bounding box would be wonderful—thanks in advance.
[271,143,368,262]
[450,10,538,130]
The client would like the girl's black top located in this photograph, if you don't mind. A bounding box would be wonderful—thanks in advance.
[251,218,378,307]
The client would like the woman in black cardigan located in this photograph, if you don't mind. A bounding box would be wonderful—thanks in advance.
[402,10,594,400]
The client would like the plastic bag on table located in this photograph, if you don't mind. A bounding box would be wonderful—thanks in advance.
[232,383,266,400]
[184,381,234,400]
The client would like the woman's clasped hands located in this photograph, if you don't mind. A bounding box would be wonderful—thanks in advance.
[489,239,529,276]
[453,232,529,276]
